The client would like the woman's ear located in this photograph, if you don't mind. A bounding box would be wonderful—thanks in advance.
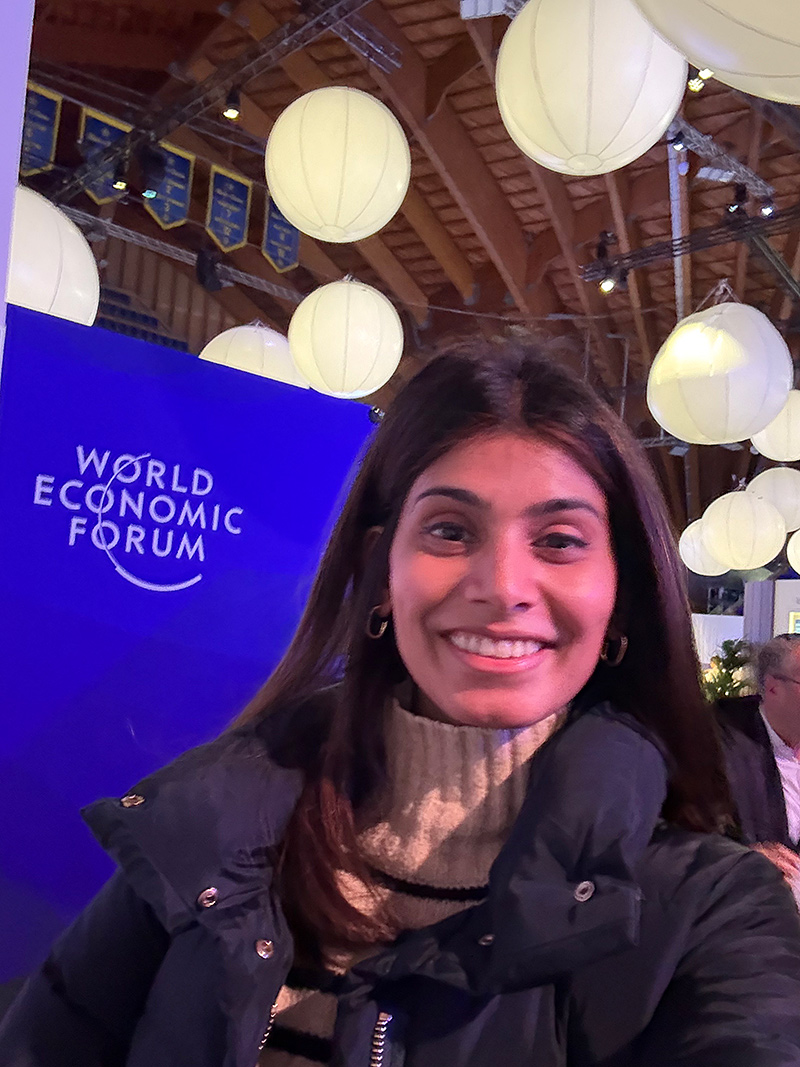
[362,526,391,614]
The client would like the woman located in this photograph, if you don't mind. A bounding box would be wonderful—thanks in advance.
[2,340,800,1067]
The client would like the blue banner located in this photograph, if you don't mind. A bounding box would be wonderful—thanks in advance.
[78,107,132,205]
[205,165,252,252]
[20,82,62,177]
[0,305,371,980]
[143,142,194,230]
[262,196,300,273]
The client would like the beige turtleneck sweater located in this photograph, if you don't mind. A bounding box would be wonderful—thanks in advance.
[258,700,561,1066]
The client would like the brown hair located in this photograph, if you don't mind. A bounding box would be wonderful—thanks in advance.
[237,339,733,957]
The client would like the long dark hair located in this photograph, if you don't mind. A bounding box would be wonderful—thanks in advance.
[237,339,732,956]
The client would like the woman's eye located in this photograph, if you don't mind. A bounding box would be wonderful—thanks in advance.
[425,522,470,543]
[537,531,589,551]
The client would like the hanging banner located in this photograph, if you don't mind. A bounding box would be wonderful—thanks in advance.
[78,107,132,205]
[205,165,252,253]
[262,197,300,273]
[143,142,194,230]
[20,82,62,177]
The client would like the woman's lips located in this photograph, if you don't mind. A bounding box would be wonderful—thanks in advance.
[445,630,552,673]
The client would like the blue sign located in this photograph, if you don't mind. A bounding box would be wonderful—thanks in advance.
[0,305,371,980]
[263,197,300,273]
[143,143,194,230]
[20,83,62,177]
[79,107,131,205]
[206,165,252,252]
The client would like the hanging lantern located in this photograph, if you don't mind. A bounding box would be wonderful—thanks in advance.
[646,303,793,445]
[7,185,100,326]
[265,87,411,243]
[678,519,728,576]
[701,492,786,571]
[288,279,403,398]
[494,0,686,176]
[751,390,800,462]
[787,530,800,575]
[199,323,308,388]
[746,466,800,532]
[631,0,800,105]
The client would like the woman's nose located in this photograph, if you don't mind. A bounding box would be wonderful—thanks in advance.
[466,537,539,612]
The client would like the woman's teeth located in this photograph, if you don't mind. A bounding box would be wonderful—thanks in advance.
[448,632,543,659]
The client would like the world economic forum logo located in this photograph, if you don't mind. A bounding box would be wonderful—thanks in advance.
[33,445,245,593]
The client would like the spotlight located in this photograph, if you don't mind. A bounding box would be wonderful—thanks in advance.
[112,158,128,192]
[761,199,776,217]
[698,68,715,81]
[687,66,713,92]
[137,142,167,200]
[196,249,222,292]
[368,406,385,425]
[670,130,686,152]
[223,87,241,121]
[727,183,748,216]
[599,273,617,295]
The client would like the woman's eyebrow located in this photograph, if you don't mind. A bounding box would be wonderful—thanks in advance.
[412,488,601,520]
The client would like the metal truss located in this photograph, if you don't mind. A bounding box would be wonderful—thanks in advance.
[300,1,401,71]
[52,0,374,205]
[668,121,775,199]
[63,207,302,305]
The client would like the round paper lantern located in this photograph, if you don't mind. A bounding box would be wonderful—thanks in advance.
[787,530,800,574]
[646,303,793,445]
[495,0,687,176]
[678,519,728,576]
[288,280,403,398]
[199,323,308,388]
[7,185,99,325]
[632,0,800,105]
[746,466,800,531]
[265,87,411,243]
[702,492,786,571]
[751,390,800,462]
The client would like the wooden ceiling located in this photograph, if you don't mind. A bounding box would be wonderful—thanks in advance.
[23,0,800,544]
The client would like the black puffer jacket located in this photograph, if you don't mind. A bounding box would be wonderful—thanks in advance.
[2,701,800,1067]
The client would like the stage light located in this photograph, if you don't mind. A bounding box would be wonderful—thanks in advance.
[761,199,775,217]
[688,67,705,92]
[698,68,714,81]
[138,142,167,200]
[727,183,748,215]
[112,159,128,192]
[223,88,241,121]
[599,274,617,294]
[670,130,686,151]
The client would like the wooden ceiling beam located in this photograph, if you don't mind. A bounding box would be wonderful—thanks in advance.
[355,2,535,316]
[425,36,483,118]
[774,230,800,324]
[32,23,177,70]
[604,172,656,368]
[734,112,764,299]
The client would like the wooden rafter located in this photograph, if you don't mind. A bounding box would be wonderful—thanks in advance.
[603,172,656,368]
[32,23,177,70]
[353,1,535,316]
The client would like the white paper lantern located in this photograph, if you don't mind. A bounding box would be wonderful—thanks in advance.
[632,0,800,105]
[678,519,728,576]
[751,391,800,462]
[495,0,686,176]
[199,323,308,388]
[746,467,800,532]
[787,530,800,574]
[7,185,99,326]
[702,492,786,571]
[288,280,403,399]
[647,303,793,445]
[265,87,411,243]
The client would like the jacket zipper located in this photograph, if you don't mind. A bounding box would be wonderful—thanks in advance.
[369,1011,393,1067]
[257,1002,278,1052]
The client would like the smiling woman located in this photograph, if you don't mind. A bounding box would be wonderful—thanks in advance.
[3,340,800,1067]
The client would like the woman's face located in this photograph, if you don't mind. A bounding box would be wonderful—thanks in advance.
[386,431,618,728]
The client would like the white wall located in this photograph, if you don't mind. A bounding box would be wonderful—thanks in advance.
[691,613,744,667]
[773,579,800,636]
[0,0,35,366]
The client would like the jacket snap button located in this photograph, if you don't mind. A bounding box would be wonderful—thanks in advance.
[574,880,595,902]
[255,939,274,959]
[478,933,494,946]
[120,793,145,808]
[197,887,219,908]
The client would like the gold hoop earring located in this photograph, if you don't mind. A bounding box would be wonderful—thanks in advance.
[366,606,389,640]
[600,633,628,667]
